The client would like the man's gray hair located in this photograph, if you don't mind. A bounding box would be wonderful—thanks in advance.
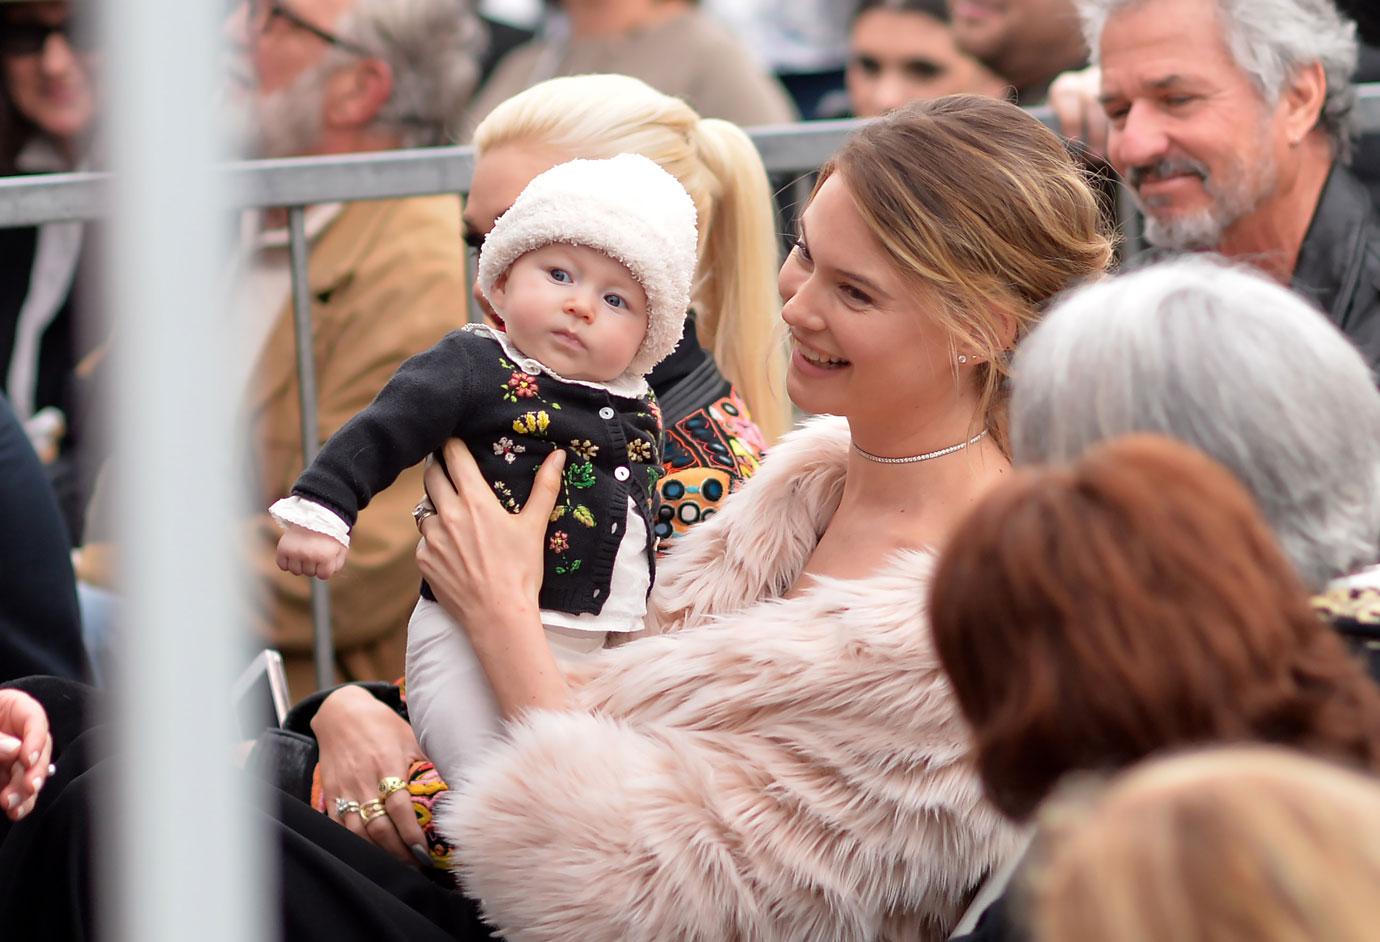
[1011,256,1380,589]
[337,0,486,147]
[1078,0,1359,157]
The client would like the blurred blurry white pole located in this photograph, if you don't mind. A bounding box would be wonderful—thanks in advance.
[102,0,270,940]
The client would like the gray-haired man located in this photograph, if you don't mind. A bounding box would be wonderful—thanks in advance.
[1085,0,1380,368]
[76,0,486,701]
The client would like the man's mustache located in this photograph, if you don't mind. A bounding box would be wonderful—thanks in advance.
[1127,156,1211,190]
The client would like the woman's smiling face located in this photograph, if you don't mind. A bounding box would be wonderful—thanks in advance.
[778,171,961,423]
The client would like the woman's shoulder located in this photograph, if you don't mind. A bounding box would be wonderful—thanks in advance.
[650,416,851,622]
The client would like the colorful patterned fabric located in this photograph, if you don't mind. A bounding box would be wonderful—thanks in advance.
[309,757,458,869]
[654,390,767,550]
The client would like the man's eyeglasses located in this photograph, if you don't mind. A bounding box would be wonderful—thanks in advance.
[0,21,94,58]
[249,0,371,57]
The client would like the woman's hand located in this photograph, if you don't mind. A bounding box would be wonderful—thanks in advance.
[0,690,53,821]
[312,685,428,866]
[417,440,572,716]
[417,441,562,627]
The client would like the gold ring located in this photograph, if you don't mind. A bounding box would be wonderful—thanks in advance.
[378,776,407,799]
[360,799,388,822]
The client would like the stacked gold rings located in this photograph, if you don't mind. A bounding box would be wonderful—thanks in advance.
[360,799,388,822]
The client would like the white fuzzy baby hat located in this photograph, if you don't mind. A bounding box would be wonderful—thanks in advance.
[476,153,699,379]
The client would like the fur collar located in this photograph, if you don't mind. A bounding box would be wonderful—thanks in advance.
[442,416,1021,941]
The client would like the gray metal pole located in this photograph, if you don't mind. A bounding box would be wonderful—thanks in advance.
[286,206,337,691]
[103,0,270,940]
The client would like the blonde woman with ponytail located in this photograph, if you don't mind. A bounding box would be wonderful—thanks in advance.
[464,75,789,543]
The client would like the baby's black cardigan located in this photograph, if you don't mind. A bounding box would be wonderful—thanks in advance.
[291,328,662,615]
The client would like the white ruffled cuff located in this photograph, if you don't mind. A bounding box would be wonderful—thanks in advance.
[269,496,351,548]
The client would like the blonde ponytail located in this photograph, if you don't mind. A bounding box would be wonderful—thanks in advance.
[473,75,790,444]
[689,119,790,442]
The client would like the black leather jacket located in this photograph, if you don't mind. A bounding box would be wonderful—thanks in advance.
[1291,163,1380,373]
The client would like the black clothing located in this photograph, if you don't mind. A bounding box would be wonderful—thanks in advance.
[0,226,78,424]
[291,327,662,616]
[1354,45,1380,207]
[1291,163,1380,370]
[0,222,103,541]
[951,893,1026,942]
[0,677,495,942]
[645,314,732,426]
[0,394,87,683]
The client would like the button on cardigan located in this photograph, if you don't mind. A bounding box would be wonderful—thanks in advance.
[290,327,663,615]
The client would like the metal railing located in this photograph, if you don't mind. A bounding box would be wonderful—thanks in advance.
[4,86,1378,689]
[3,85,1379,226]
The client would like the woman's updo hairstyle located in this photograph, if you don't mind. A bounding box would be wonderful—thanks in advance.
[818,95,1112,453]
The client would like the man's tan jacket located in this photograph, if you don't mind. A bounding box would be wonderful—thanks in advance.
[80,194,467,698]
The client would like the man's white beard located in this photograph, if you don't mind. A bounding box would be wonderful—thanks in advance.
[223,58,332,159]
[1141,206,1235,252]
[1134,135,1278,253]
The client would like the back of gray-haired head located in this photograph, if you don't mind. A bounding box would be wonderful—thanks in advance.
[337,0,486,147]
[1011,256,1380,588]
[1077,0,1358,158]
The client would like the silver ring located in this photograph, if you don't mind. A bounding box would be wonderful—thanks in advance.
[335,797,362,817]
[412,497,436,532]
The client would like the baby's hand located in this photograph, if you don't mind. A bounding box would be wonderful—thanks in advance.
[276,524,348,579]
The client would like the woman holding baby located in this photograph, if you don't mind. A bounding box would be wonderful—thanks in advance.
[0,82,1110,941]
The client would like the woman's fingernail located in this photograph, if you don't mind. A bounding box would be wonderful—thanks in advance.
[5,794,17,810]
[28,751,38,766]
[410,844,431,867]
[0,735,19,752]
[31,777,43,792]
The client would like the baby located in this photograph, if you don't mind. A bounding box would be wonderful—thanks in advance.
[271,154,698,780]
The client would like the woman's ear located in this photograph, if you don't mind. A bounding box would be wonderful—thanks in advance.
[956,304,1021,366]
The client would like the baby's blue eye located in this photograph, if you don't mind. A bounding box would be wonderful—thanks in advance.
[604,293,626,309]
[549,268,572,283]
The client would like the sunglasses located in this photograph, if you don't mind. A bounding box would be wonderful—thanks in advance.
[0,21,94,58]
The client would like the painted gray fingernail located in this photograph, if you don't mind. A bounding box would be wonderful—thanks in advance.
[5,794,16,810]
[410,844,431,867]
[31,777,43,792]
[28,751,38,766]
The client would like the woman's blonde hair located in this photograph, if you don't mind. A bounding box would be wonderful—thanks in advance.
[472,74,789,442]
[1027,747,1380,942]
[817,95,1113,454]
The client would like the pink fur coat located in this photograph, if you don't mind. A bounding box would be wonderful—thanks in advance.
[438,416,1021,941]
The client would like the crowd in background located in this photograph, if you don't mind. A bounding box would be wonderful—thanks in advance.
[2,0,1380,940]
